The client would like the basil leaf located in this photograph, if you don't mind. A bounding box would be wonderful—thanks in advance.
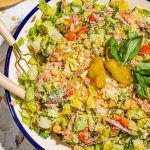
[136,61,150,76]
[143,76,150,86]
[122,35,143,62]
[118,43,124,62]
[105,36,120,61]
[134,71,148,99]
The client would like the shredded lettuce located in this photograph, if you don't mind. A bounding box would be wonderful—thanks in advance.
[26,84,35,102]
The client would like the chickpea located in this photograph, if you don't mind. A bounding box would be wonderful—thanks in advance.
[53,125,61,133]
[109,100,116,108]
[73,146,85,150]
[57,44,64,51]
[110,127,120,136]
[98,128,103,134]
[130,100,138,110]
[135,55,142,62]
[83,39,89,49]
[124,99,131,109]
[113,114,121,121]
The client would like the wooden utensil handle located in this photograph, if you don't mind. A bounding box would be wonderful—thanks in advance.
[0,72,25,99]
[0,19,16,46]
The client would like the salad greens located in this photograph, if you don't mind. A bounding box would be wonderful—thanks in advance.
[17,0,150,149]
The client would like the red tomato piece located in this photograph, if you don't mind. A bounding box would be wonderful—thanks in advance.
[89,14,97,21]
[78,26,88,34]
[78,128,89,143]
[64,84,76,96]
[64,31,76,41]
[140,45,150,54]
[67,18,74,24]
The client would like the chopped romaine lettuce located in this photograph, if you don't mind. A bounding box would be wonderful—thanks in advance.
[133,139,145,150]
[72,0,83,6]
[39,0,57,16]
[103,141,113,150]
[39,129,50,139]
[38,116,52,129]
[74,114,88,132]
[26,84,35,102]
[28,65,38,80]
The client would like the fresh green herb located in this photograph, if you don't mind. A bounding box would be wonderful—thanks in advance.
[134,71,148,99]
[106,35,143,63]
[134,60,150,99]
[143,76,150,86]
[105,36,120,61]
[122,35,143,62]
[136,60,150,76]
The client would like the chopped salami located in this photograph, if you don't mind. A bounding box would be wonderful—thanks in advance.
[136,100,150,113]
[119,13,131,26]
[36,63,54,84]
[136,20,150,29]
[44,103,58,108]
[106,118,134,135]
[60,111,78,138]
[61,0,65,12]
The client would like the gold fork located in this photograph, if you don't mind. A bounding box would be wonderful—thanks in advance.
[0,19,30,73]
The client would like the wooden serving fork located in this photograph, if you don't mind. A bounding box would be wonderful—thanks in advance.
[0,19,26,99]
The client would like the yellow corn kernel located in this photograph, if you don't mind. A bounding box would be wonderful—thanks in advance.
[53,125,61,133]
[124,99,131,109]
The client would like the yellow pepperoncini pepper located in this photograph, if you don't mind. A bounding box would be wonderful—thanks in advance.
[88,56,106,88]
[105,59,133,85]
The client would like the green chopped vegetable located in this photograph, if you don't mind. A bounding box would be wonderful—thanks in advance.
[17,37,24,47]
[39,0,57,16]
[39,129,50,139]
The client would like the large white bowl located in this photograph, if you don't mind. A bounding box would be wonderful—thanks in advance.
[4,0,150,149]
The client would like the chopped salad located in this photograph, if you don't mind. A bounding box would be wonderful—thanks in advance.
[17,0,150,149]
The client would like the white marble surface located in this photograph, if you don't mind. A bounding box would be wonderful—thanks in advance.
[0,0,38,149]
